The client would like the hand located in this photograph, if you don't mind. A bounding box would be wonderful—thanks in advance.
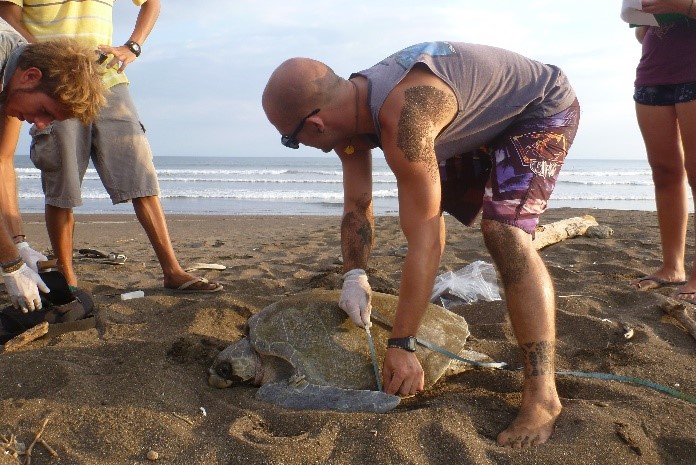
[382,348,425,396]
[2,263,50,312]
[16,241,47,272]
[96,44,137,73]
[641,0,689,14]
[339,268,372,327]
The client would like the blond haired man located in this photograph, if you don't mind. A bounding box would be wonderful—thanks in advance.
[0,18,105,311]
[0,0,222,296]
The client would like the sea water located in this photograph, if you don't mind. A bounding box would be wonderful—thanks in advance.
[13,155,671,215]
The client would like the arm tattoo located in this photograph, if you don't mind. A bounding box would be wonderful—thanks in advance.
[341,211,373,269]
[396,86,457,180]
[521,341,554,377]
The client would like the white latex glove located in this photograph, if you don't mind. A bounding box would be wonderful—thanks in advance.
[339,268,372,327]
[16,241,48,272]
[2,263,49,312]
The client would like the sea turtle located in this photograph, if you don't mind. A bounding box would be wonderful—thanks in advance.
[208,288,488,413]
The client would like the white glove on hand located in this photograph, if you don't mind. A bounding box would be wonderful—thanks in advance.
[339,268,372,327]
[2,263,49,312]
[16,241,47,272]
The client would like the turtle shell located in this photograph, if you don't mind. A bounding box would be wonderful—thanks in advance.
[248,289,470,391]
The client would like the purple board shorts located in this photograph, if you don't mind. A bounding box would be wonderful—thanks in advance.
[439,99,580,235]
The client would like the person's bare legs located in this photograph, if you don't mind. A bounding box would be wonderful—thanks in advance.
[132,195,220,291]
[45,204,78,286]
[676,99,696,294]
[632,103,687,288]
[482,219,561,447]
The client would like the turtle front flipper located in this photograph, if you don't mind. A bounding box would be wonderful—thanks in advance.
[256,378,400,413]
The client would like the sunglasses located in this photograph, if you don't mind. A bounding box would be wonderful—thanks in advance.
[280,108,320,149]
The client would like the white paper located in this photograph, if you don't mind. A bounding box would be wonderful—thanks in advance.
[621,0,660,26]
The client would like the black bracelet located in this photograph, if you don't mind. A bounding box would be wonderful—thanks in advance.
[1,256,23,272]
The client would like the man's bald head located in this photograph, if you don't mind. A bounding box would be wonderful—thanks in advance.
[262,57,342,129]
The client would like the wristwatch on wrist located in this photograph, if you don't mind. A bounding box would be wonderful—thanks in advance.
[387,336,417,352]
[125,40,141,57]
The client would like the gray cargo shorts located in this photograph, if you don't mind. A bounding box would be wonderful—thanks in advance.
[29,83,160,208]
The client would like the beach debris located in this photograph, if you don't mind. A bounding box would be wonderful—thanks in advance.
[532,215,600,250]
[121,290,145,301]
[619,323,635,340]
[199,406,207,417]
[25,415,53,465]
[146,449,160,461]
[76,249,127,265]
[1,322,49,353]
[559,294,611,304]
[171,412,194,425]
[38,439,57,458]
[1,432,25,463]
[614,421,645,456]
[584,224,614,239]
[431,260,501,308]
[184,263,226,272]
[599,318,634,339]
[208,289,493,413]
[658,298,696,341]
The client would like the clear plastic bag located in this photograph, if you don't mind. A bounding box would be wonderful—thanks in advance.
[430,260,501,309]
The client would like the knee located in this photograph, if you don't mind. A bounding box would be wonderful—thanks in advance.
[481,220,533,284]
[651,161,686,189]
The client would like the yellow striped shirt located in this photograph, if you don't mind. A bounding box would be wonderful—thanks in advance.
[6,0,145,88]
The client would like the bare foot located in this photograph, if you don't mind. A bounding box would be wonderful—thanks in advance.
[496,385,562,447]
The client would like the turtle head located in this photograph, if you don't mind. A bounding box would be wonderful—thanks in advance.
[208,338,259,388]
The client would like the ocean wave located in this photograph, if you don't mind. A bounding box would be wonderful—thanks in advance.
[552,194,655,200]
[557,179,653,186]
[560,169,652,177]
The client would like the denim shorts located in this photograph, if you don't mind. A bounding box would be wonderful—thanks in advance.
[634,81,696,106]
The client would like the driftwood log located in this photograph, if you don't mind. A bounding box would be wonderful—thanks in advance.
[659,298,696,341]
[532,215,599,250]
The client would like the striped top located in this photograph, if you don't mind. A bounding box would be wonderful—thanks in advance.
[6,0,145,88]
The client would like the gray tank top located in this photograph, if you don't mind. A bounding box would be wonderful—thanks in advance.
[352,42,576,162]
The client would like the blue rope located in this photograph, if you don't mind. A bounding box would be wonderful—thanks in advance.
[556,370,696,404]
[370,310,696,405]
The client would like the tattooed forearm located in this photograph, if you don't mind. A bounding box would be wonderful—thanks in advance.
[521,341,554,377]
[341,211,373,270]
[396,86,456,180]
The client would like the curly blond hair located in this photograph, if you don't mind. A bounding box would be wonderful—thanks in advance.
[16,38,107,124]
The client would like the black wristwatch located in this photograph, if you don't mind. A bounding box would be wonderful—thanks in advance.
[125,40,141,57]
[387,336,417,352]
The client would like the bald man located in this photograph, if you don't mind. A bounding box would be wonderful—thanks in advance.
[262,42,580,447]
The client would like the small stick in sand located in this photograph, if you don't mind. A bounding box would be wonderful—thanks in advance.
[172,412,194,425]
[1,432,22,463]
[2,322,49,353]
[25,415,50,465]
[38,438,58,457]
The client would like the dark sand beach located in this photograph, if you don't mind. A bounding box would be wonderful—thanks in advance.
[1,208,695,465]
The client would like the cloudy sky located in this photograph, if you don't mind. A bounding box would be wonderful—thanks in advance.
[17,0,647,160]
